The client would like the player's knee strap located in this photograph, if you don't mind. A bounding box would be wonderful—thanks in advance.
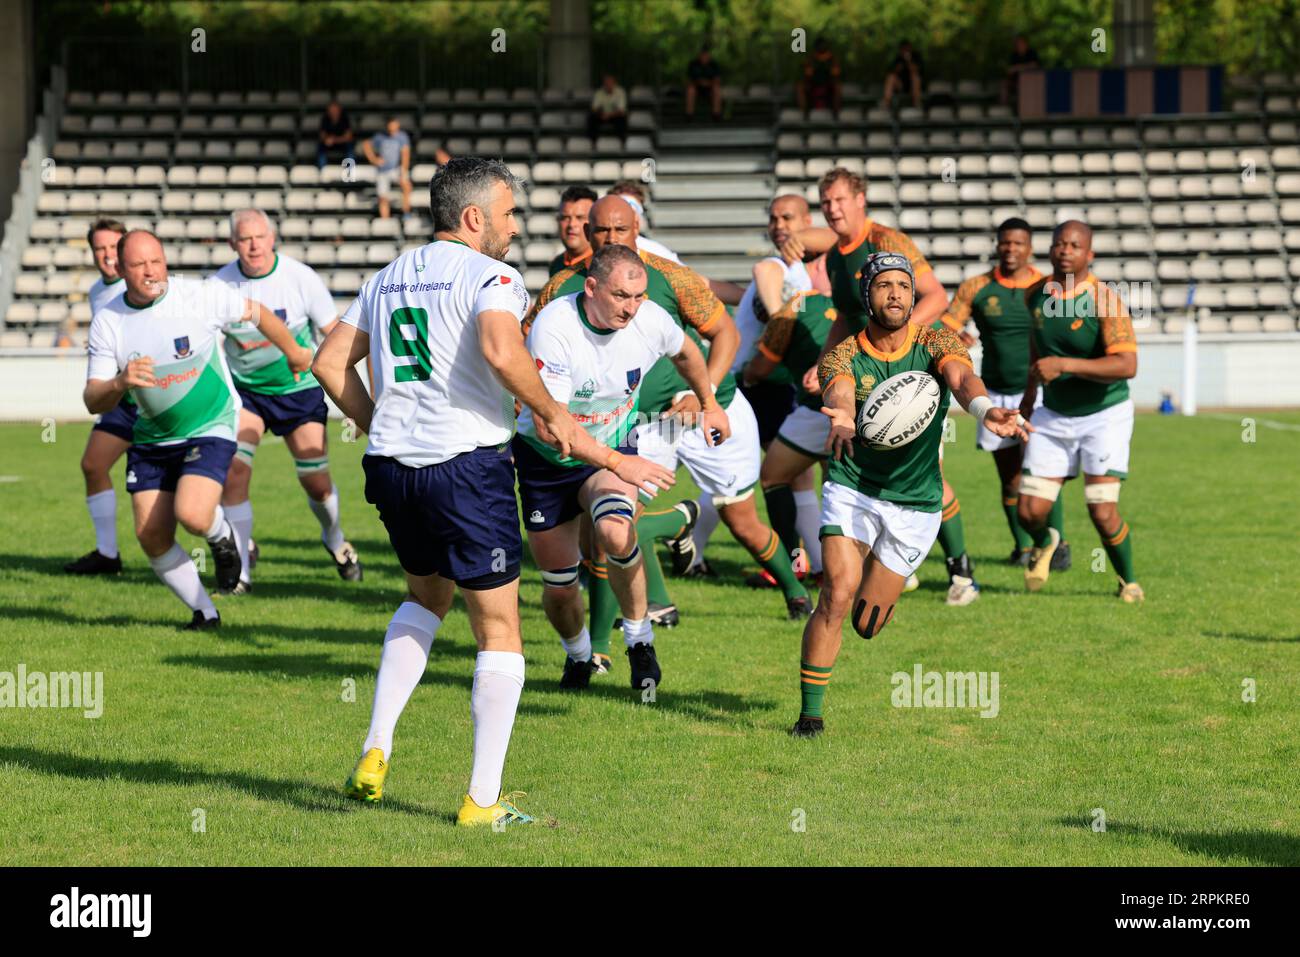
[711,485,756,508]
[294,456,330,476]
[1084,482,1121,504]
[607,544,642,569]
[235,441,257,466]
[541,564,581,588]
[1018,475,1062,502]
[591,494,635,525]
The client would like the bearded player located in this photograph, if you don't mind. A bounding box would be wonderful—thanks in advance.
[791,252,1028,737]
[942,218,1070,569]
[1017,220,1142,603]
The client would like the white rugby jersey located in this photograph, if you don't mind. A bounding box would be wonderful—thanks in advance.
[732,256,814,373]
[86,275,247,445]
[341,239,530,467]
[636,235,682,265]
[88,276,125,315]
[517,292,684,467]
[211,254,337,395]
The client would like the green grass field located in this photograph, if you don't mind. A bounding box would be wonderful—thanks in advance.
[1,412,1297,866]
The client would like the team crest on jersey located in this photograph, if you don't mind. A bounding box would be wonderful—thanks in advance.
[173,336,191,359]
[1070,318,1085,330]
[574,378,597,400]
[860,374,876,393]
[985,298,1002,316]
[625,369,641,394]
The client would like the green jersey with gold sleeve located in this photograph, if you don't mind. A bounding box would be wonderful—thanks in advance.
[941,266,1043,394]
[211,254,337,396]
[85,275,247,445]
[825,220,933,335]
[755,294,836,410]
[817,324,971,511]
[1025,273,1137,416]
[528,249,737,415]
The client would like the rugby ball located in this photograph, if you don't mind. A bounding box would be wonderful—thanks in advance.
[856,371,941,451]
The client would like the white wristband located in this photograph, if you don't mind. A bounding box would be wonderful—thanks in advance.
[967,395,993,426]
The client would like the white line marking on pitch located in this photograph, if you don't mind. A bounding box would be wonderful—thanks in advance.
[0,476,23,483]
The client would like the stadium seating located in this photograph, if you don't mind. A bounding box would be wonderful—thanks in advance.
[6,76,1300,348]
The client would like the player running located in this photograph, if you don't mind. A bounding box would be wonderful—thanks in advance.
[792,252,1028,737]
[66,218,133,575]
[314,157,582,827]
[212,208,359,593]
[1017,220,1143,602]
[785,168,978,604]
[517,244,729,691]
[942,217,1070,569]
[83,230,310,629]
[532,195,811,659]
[548,185,597,276]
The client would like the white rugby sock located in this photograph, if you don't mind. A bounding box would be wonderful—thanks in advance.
[467,650,525,808]
[794,489,823,573]
[622,616,653,647]
[309,485,345,552]
[148,544,217,619]
[204,506,232,544]
[689,494,720,569]
[561,627,592,663]
[363,601,441,759]
[86,489,118,558]
[225,500,253,583]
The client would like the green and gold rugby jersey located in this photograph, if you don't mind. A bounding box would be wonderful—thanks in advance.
[547,247,591,277]
[85,275,247,445]
[528,249,737,415]
[817,324,971,511]
[941,266,1042,394]
[1024,273,1137,417]
[211,254,336,396]
[755,294,837,411]
[825,220,932,335]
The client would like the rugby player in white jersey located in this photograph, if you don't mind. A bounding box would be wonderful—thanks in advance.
[516,244,728,691]
[65,218,132,576]
[313,157,582,827]
[84,231,311,628]
[212,208,359,593]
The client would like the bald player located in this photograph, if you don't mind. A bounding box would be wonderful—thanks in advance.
[1018,220,1143,602]
[84,231,310,628]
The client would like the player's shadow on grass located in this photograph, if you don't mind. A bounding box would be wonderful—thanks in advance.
[246,536,405,576]
[1202,629,1300,643]
[160,652,568,717]
[1054,816,1300,866]
[532,680,778,724]
[0,744,433,817]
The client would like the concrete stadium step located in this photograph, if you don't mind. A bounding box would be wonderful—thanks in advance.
[652,201,770,227]
[651,176,772,201]
[653,154,771,176]
[657,127,774,149]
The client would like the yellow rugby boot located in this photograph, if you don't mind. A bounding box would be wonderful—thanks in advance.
[456,791,536,828]
[344,748,388,803]
[1118,580,1145,603]
[1024,527,1061,592]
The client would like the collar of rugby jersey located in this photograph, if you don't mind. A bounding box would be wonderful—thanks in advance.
[1047,272,1098,299]
[993,265,1041,289]
[576,293,615,336]
[857,321,916,362]
[124,285,168,310]
[836,220,873,256]
[237,253,278,281]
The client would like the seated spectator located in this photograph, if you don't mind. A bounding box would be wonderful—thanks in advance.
[316,99,355,171]
[881,41,924,110]
[798,37,842,116]
[685,43,723,121]
[1001,35,1041,105]
[587,73,629,140]
[362,116,412,220]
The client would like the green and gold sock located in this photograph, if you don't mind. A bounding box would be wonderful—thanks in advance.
[643,546,673,608]
[799,660,833,719]
[587,561,617,655]
[756,529,808,600]
[1003,495,1032,550]
[1048,494,1065,540]
[637,506,688,542]
[937,496,966,560]
[763,484,800,557]
[1102,521,1136,583]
